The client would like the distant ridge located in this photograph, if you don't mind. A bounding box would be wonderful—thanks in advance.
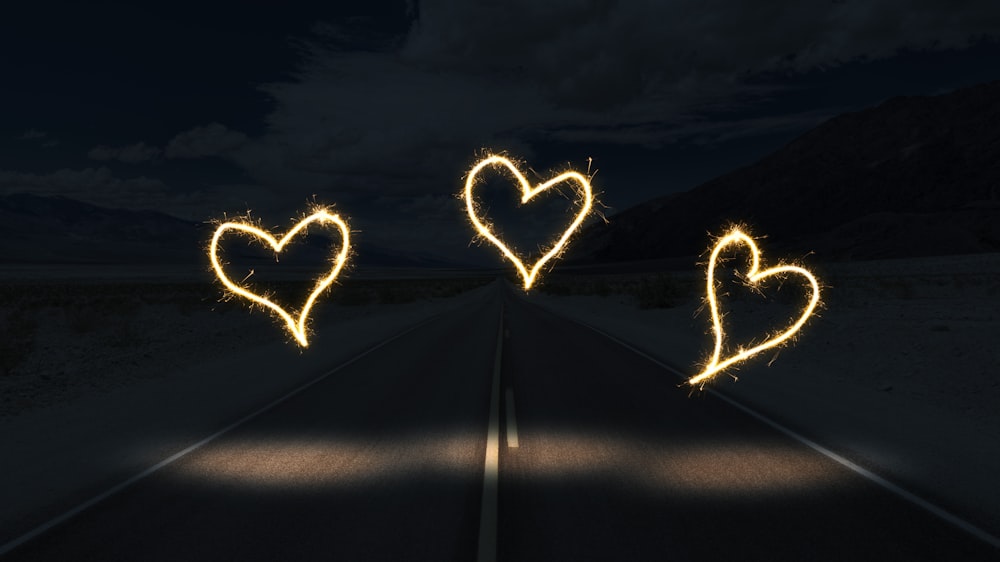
[571,80,1000,262]
[0,193,474,269]
[0,193,203,264]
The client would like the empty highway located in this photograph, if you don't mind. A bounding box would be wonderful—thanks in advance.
[2,281,997,561]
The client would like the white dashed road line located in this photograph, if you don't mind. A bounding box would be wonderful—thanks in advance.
[476,304,504,562]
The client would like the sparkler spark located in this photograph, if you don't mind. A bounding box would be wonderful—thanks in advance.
[463,154,594,290]
[209,208,350,347]
[689,227,821,387]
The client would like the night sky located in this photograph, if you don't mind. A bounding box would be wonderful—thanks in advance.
[3,1,1000,263]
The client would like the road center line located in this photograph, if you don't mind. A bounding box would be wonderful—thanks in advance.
[505,387,519,449]
[0,313,445,557]
[558,310,1000,550]
[477,303,504,562]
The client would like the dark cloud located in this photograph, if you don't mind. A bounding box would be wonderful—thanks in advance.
[0,167,165,207]
[17,129,58,147]
[226,0,1000,200]
[544,109,837,147]
[0,165,294,221]
[18,129,48,141]
[88,142,162,163]
[165,123,248,159]
[405,0,1000,109]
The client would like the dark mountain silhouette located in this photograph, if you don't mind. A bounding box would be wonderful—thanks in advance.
[0,193,472,269]
[0,193,204,264]
[572,80,1000,263]
[225,232,473,269]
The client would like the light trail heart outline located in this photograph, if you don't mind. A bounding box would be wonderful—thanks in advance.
[209,209,350,347]
[464,154,594,290]
[688,228,821,387]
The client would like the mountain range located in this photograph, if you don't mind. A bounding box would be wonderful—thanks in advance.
[4,80,999,268]
[0,193,467,269]
[571,80,1000,263]
[0,193,204,264]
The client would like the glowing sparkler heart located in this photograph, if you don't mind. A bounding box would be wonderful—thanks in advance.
[209,209,350,347]
[464,154,594,290]
[688,228,821,387]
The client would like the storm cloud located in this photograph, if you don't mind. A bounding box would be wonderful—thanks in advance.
[224,0,1000,200]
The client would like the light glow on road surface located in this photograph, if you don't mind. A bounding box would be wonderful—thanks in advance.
[173,434,478,489]
[171,433,842,495]
[689,227,821,387]
[463,154,594,290]
[209,208,351,347]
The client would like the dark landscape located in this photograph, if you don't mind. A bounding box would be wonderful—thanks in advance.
[1,2,999,561]
[569,80,1000,264]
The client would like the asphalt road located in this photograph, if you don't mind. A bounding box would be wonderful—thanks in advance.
[496,292,999,561]
[3,280,998,560]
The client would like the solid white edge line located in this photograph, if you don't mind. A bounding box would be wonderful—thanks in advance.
[505,387,519,449]
[477,303,504,562]
[530,302,1000,551]
[0,313,445,557]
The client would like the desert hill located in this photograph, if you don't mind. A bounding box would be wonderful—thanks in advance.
[573,80,1000,262]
